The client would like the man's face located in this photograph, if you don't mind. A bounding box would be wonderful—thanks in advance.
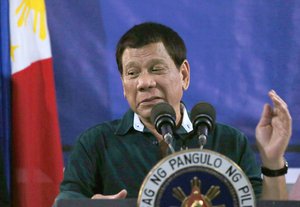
[121,42,190,123]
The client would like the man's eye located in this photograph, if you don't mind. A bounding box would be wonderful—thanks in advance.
[126,70,139,77]
[152,66,164,72]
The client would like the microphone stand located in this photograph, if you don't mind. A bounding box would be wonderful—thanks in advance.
[163,132,175,154]
[198,134,207,150]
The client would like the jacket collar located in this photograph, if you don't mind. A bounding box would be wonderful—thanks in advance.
[115,103,193,135]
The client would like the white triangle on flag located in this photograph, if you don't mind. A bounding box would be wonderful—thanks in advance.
[10,0,52,74]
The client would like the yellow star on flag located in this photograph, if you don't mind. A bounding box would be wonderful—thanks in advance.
[10,45,19,62]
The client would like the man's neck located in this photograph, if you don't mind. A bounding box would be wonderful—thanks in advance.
[140,117,164,142]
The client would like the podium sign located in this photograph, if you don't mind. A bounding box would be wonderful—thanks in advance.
[56,149,300,207]
[138,149,255,207]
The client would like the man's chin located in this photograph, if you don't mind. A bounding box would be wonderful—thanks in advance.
[136,100,166,119]
[136,107,152,120]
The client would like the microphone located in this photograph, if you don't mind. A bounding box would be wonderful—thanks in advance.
[191,102,216,149]
[150,102,176,154]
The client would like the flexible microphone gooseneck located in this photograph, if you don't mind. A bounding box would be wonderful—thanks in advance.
[150,102,176,154]
[191,102,216,150]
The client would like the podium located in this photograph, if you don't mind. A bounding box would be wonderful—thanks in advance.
[55,150,300,207]
[56,199,300,207]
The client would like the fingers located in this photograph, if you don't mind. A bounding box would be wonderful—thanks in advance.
[257,103,272,127]
[268,90,292,124]
[115,189,128,199]
[91,189,127,199]
[269,90,287,108]
[269,90,290,117]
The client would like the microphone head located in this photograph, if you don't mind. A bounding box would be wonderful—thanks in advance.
[150,102,176,135]
[191,102,216,133]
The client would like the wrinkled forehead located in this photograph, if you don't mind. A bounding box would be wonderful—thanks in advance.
[122,42,171,66]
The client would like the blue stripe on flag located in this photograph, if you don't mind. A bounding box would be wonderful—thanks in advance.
[0,0,11,202]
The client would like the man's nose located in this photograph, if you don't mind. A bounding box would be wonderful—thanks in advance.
[137,71,156,91]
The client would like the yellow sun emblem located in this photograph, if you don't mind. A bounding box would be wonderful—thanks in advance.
[15,0,47,40]
[173,177,226,207]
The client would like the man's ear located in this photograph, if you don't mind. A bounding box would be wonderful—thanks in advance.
[180,60,190,90]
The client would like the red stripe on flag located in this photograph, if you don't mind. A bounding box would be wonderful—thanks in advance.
[11,58,63,207]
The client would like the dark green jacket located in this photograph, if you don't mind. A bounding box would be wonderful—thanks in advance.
[55,109,262,202]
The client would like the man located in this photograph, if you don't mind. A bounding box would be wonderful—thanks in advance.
[54,22,292,202]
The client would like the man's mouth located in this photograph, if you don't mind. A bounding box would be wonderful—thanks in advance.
[139,97,162,106]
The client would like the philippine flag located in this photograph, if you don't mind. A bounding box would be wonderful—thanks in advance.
[9,0,63,206]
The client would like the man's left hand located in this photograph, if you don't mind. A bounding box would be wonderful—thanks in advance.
[256,90,292,169]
